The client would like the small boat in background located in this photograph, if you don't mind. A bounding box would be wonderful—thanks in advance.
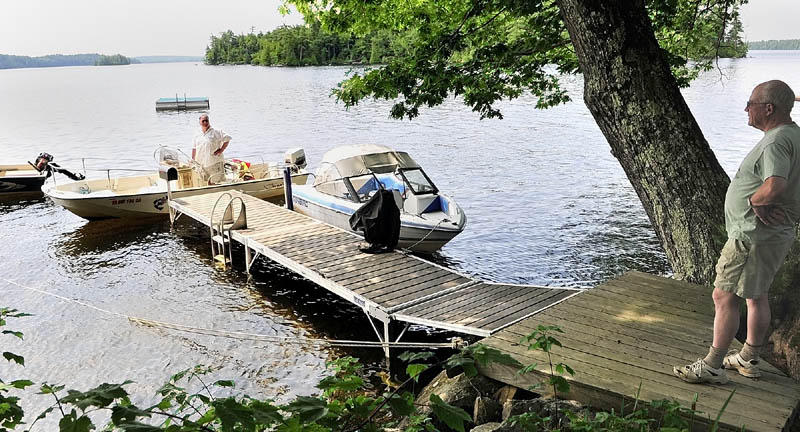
[43,147,309,220]
[291,144,466,253]
[155,94,210,111]
[1,153,83,196]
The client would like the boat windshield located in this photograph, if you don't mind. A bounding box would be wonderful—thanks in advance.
[399,168,437,195]
[315,179,355,202]
[346,173,409,203]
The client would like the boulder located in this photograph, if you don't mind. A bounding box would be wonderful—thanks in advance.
[502,397,583,428]
[415,371,501,417]
[470,422,503,432]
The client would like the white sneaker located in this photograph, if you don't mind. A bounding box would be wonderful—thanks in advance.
[723,351,761,378]
[673,359,729,384]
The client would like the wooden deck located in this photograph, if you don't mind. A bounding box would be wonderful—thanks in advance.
[478,271,800,432]
[168,191,579,340]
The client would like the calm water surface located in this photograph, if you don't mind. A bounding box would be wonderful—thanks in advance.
[1,51,799,416]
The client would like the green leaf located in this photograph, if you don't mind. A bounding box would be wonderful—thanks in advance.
[429,394,471,432]
[518,363,538,375]
[214,379,235,388]
[2,352,24,366]
[249,399,283,425]
[386,392,415,416]
[406,364,428,381]
[40,383,65,394]
[2,330,23,340]
[286,396,328,423]
[213,398,256,431]
[444,355,478,377]
[9,380,33,389]
[58,412,93,432]
[317,375,364,392]
[110,405,152,425]
[115,421,164,431]
[60,382,132,410]
[398,351,436,362]
[464,344,523,368]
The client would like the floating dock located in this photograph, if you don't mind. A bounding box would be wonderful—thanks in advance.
[155,95,210,111]
[478,271,800,432]
[168,191,581,354]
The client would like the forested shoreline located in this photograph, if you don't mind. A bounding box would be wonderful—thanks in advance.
[749,39,800,50]
[205,25,414,66]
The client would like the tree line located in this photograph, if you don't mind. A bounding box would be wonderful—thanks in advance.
[0,53,140,69]
[748,39,800,50]
[205,25,419,66]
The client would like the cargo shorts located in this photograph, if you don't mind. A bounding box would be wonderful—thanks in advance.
[713,237,793,298]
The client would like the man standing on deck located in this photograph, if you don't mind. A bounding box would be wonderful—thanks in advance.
[674,80,800,384]
[192,114,231,184]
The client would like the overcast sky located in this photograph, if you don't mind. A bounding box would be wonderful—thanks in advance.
[1,0,798,57]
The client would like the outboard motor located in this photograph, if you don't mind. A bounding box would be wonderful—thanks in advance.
[284,148,307,172]
[30,152,85,181]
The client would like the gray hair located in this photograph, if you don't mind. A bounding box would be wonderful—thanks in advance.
[759,80,795,114]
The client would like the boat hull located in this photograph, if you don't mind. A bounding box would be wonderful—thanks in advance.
[45,173,309,219]
[0,165,47,196]
[292,187,463,253]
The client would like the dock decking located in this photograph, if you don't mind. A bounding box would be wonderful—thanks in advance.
[478,271,800,432]
[169,191,579,345]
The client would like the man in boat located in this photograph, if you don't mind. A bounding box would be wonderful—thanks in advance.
[674,80,800,384]
[192,114,231,184]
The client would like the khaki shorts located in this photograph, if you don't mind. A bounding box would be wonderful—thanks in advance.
[714,238,793,298]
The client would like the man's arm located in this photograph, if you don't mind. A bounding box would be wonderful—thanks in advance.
[192,148,196,160]
[214,140,229,156]
[750,176,788,226]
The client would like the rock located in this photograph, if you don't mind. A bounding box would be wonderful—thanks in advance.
[474,396,502,424]
[502,397,583,427]
[415,371,502,417]
[398,371,502,430]
[470,422,502,432]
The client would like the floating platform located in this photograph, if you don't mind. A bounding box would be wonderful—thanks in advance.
[155,96,209,111]
[168,191,581,353]
[478,271,800,432]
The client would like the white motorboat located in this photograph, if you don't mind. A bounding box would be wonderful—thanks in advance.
[291,144,466,253]
[43,148,310,220]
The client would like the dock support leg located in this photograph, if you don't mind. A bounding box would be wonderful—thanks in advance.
[245,239,252,274]
[383,321,391,362]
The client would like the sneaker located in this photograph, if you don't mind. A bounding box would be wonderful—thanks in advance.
[673,359,729,384]
[723,351,761,378]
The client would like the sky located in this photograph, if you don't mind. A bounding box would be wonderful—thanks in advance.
[0,0,798,57]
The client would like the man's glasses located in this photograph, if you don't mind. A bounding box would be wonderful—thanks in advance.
[746,101,770,108]
[200,119,209,123]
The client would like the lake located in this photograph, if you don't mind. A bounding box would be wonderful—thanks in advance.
[1,50,798,416]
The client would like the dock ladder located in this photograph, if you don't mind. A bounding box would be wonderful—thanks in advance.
[209,193,247,269]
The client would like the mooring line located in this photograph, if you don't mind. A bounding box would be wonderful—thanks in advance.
[1,278,459,349]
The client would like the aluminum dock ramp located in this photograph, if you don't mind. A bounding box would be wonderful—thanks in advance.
[168,191,581,352]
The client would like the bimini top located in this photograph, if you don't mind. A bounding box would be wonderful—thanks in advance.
[314,144,420,185]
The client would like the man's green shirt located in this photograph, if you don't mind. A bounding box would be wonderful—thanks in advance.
[725,122,800,244]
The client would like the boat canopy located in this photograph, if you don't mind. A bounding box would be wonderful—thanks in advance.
[314,144,420,186]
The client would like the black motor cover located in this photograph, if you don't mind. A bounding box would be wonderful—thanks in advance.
[349,189,400,251]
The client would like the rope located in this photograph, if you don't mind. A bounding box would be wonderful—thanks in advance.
[401,218,446,252]
[0,278,462,350]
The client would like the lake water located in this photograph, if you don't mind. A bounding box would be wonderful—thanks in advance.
[1,51,799,417]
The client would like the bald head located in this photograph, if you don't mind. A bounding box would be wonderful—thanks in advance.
[756,80,795,115]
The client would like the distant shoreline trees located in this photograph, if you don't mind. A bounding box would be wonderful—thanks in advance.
[94,54,134,66]
[749,39,800,50]
[205,24,413,66]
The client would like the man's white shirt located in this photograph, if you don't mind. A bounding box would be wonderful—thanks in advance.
[193,127,231,168]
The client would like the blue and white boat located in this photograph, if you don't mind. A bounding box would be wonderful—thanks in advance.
[292,144,466,253]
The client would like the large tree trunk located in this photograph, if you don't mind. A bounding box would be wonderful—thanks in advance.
[556,0,800,379]
[556,0,730,283]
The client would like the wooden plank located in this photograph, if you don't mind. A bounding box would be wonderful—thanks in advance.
[456,288,569,328]
[471,290,575,331]
[318,253,411,279]
[586,282,715,324]
[597,279,715,317]
[477,349,778,432]
[376,274,468,306]
[355,265,447,296]
[483,332,790,430]
[332,259,430,286]
[267,229,353,252]
[405,283,522,318]
[512,309,798,395]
